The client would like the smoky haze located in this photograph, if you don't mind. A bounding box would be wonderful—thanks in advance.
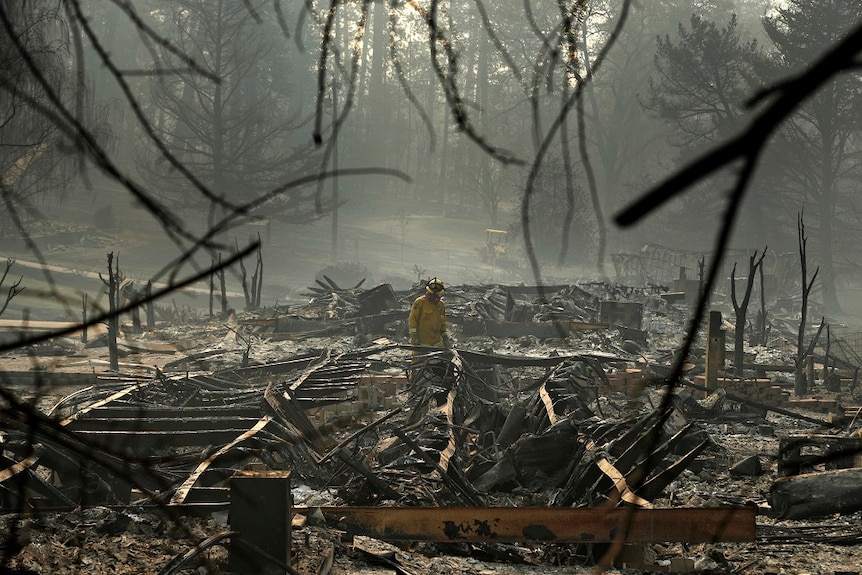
[2,1,862,321]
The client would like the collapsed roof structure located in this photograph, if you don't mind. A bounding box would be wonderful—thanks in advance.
[2,276,862,573]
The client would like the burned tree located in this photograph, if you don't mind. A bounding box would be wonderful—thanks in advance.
[795,213,825,396]
[3,0,862,572]
[730,248,767,376]
[139,0,332,230]
[0,2,94,233]
[237,235,264,310]
[759,0,862,316]
[0,259,24,317]
[98,252,121,372]
[209,253,229,316]
[752,256,769,346]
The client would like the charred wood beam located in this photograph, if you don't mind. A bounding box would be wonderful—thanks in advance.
[555,448,609,507]
[162,349,228,371]
[220,352,323,379]
[637,439,711,502]
[1,386,176,506]
[451,348,631,369]
[595,458,653,507]
[66,429,269,450]
[0,451,77,508]
[316,408,402,464]
[1,440,135,506]
[682,379,838,428]
[310,506,755,544]
[65,416,265,433]
[77,406,264,419]
[59,382,149,424]
[550,412,686,507]
[390,426,483,507]
[3,434,168,491]
[264,359,335,455]
[334,448,401,501]
[778,435,862,477]
[288,351,333,392]
[170,416,273,505]
[612,418,692,476]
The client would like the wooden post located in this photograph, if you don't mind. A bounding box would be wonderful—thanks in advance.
[145,281,154,328]
[209,260,215,317]
[229,470,291,574]
[104,253,119,372]
[255,236,263,308]
[81,293,88,344]
[218,253,228,315]
[705,311,723,391]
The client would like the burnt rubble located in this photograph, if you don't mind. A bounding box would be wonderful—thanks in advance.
[3,277,862,572]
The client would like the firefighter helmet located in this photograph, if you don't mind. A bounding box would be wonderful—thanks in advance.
[426,277,445,293]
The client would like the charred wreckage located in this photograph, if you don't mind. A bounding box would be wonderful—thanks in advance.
[2,276,862,573]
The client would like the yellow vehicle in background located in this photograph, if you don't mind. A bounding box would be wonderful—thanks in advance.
[479,228,509,267]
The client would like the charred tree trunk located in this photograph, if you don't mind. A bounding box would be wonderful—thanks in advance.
[145,280,154,328]
[236,237,252,310]
[730,249,766,377]
[209,259,215,317]
[0,259,24,317]
[128,286,141,335]
[81,293,88,344]
[795,213,822,396]
[770,468,862,519]
[254,235,263,308]
[101,252,120,372]
[753,259,768,346]
[237,234,264,310]
[218,253,228,315]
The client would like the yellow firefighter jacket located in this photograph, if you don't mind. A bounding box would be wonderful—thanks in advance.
[408,294,447,346]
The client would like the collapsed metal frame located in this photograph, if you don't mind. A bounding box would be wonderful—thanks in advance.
[0,352,371,511]
[0,345,759,575]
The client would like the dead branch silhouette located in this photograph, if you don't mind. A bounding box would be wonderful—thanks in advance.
[2,2,862,571]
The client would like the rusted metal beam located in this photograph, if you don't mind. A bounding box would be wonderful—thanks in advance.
[77,406,263,419]
[69,428,261,449]
[309,506,755,544]
[65,416,264,432]
[682,379,838,428]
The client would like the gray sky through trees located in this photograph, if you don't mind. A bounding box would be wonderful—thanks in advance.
[2,0,862,317]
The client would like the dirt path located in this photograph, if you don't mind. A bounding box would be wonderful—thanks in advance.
[4,187,569,320]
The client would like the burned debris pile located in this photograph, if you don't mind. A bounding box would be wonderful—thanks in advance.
[0,345,706,517]
[3,276,862,571]
[0,352,373,511]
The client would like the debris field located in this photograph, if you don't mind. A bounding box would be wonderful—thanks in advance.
[3,276,862,574]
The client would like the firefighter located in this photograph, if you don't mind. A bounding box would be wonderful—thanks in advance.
[408,277,450,348]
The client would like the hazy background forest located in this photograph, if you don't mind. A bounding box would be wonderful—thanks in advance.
[3,0,862,322]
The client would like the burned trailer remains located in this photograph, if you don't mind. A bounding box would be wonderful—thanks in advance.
[0,352,372,511]
[318,347,712,516]
[0,278,794,571]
